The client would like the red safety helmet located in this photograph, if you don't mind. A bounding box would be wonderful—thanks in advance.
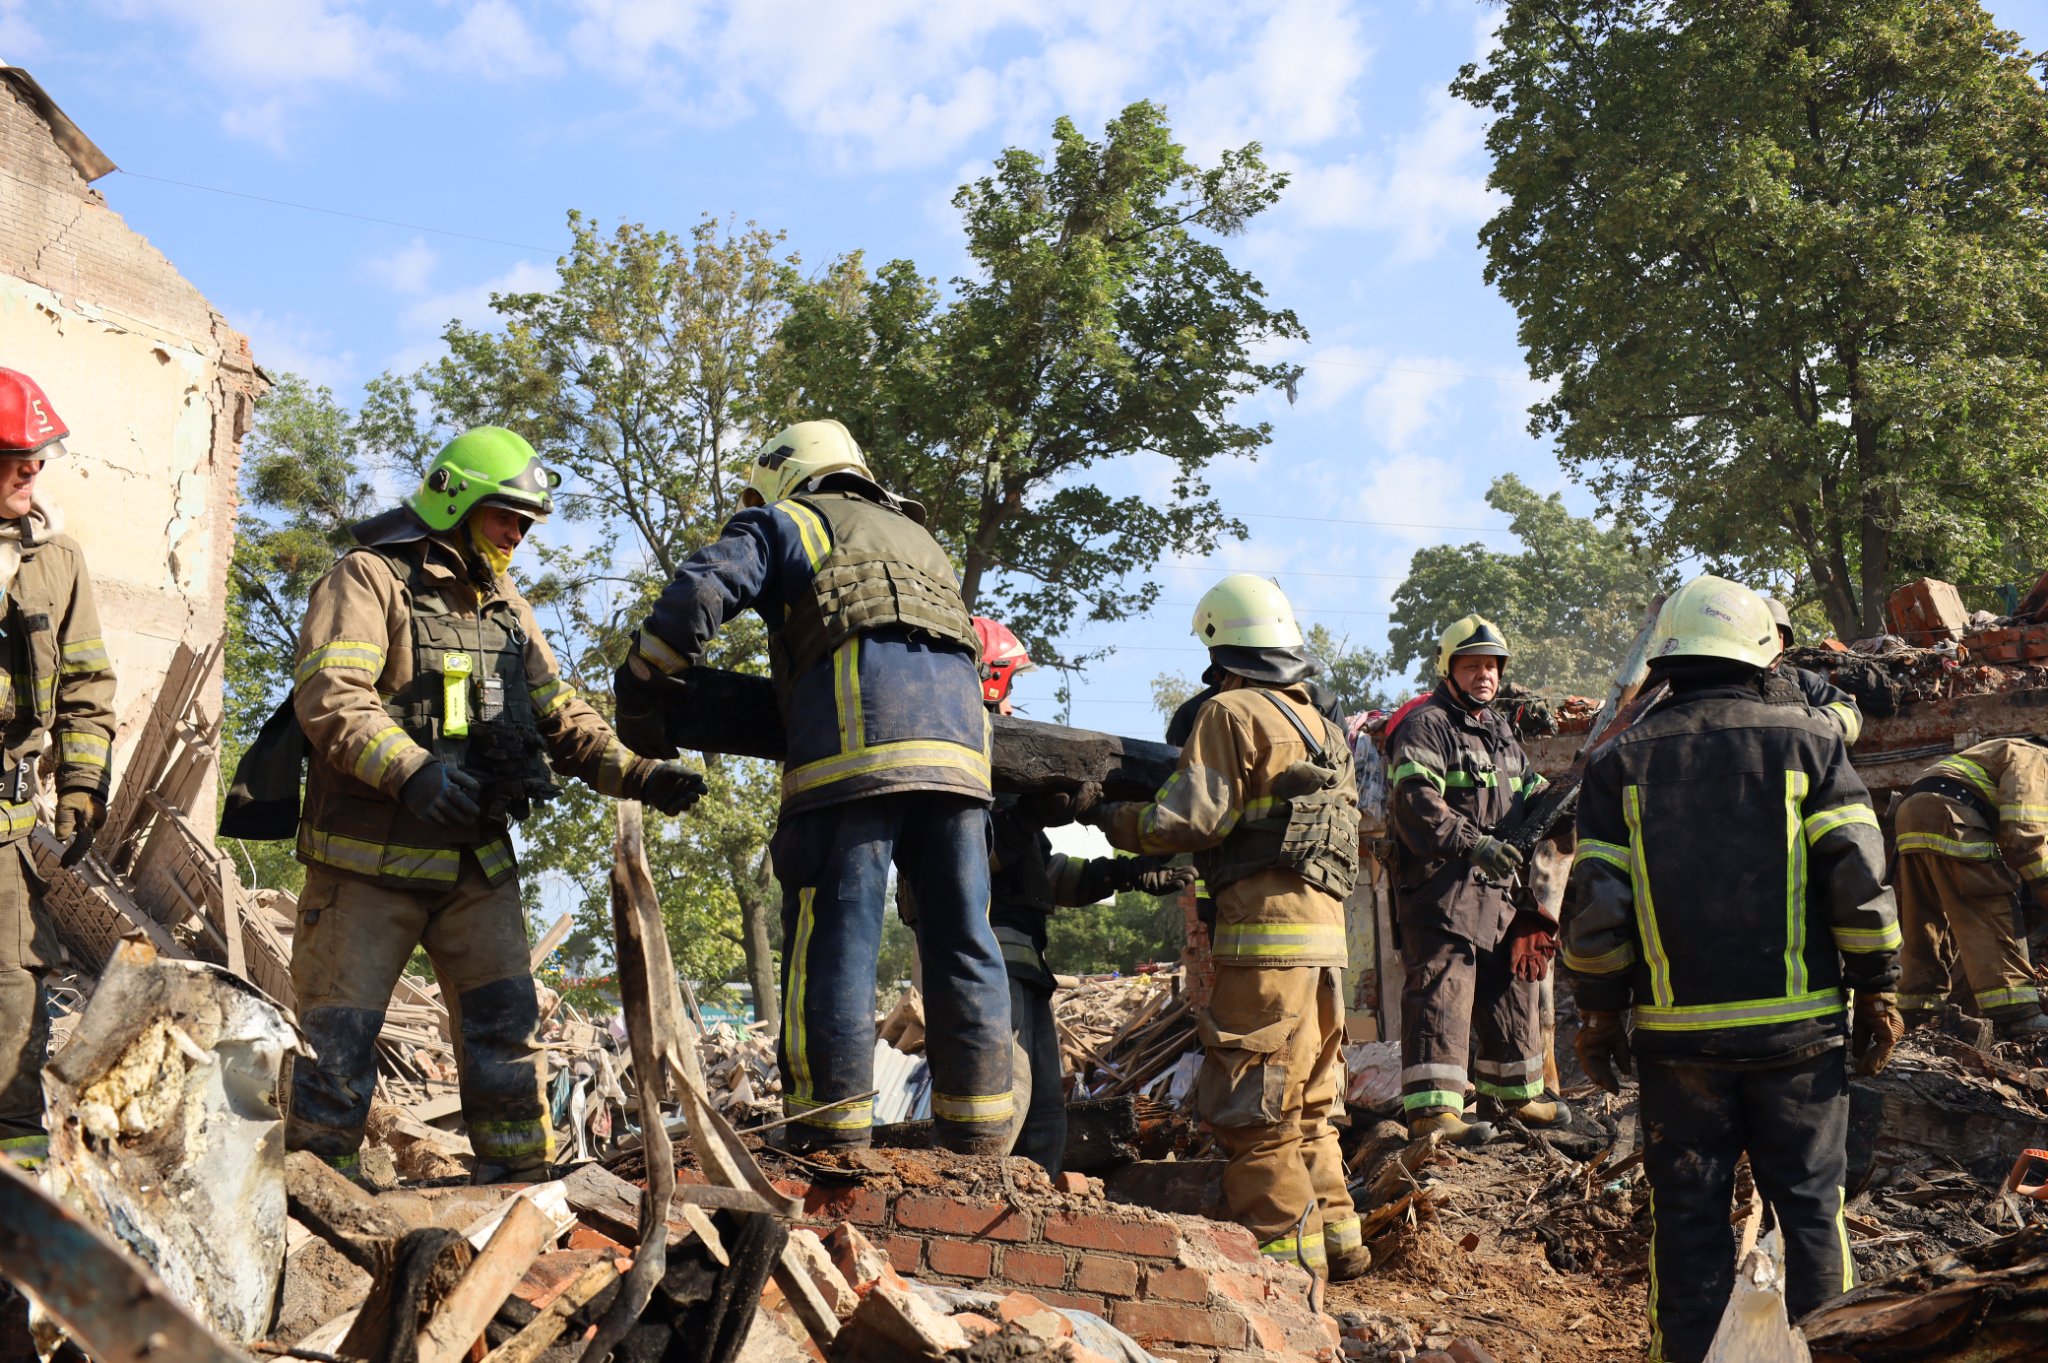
[972,616,1036,707]
[0,368,68,458]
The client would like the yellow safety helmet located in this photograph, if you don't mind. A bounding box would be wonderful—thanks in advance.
[1435,615,1511,679]
[743,419,873,506]
[1191,574,1303,649]
[1650,575,1780,669]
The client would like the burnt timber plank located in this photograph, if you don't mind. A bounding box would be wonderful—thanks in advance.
[646,667,1179,801]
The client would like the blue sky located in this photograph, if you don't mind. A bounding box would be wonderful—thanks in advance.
[12,0,2048,733]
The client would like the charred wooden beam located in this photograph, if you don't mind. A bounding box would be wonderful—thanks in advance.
[645,667,1179,801]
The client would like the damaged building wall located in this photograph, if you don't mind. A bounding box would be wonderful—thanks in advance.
[0,68,263,810]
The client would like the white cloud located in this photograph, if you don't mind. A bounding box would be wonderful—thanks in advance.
[0,0,46,58]
[233,307,358,391]
[386,259,559,371]
[1360,358,1466,450]
[361,237,440,295]
[1284,87,1495,260]
[446,0,561,77]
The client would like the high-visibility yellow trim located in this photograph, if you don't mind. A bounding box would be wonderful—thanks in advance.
[1475,1077,1543,1100]
[598,740,636,795]
[1897,992,1943,1010]
[353,724,418,790]
[932,1091,1015,1123]
[1574,838,1632,874]
[833,638,864,753]
[781,739,991,799]
[1563,942,1635,975]
[296,826,462,883]
[1402,1089,1465,1112]
[2002,804,2048,823]
[1211,921,1348,958]
[1259,1230,1324,1258]
[1443,769,1498,789]
[468,1117,554,1161]
[1975,984,2041,1010]
[0,802,34,837]
[1389,760,1444,792]
[59,636,109,673]
[1836,1186,1853,1293]
[2019,852,2048,881]
[1625,785,1675,1007]
[1648,1189,1665,1363]
[58,730,109,769]
[785,888,816,1106]
[475,838,515,881]
[1827,703,1862,744]
[1804,803,1877,841]
[1934,756,1997,802]
[1832,922,1902,952]
[786,1094,875,1130]
[1785,771,1811,996]
[294,640,387,685]
[1325,1216,1362,1252]
[1896,831,2000,860]
[635,630,689,676]
[778,500,832,570]
[1633,987,1846,1032]
[531,678,575,718]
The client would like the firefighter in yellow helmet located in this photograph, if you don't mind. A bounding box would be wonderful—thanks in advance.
[1562,575,1899,1362]
[1383,615,1565,1144]
[1084,574,1367,1279]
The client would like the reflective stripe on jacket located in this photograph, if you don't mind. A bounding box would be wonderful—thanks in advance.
[294,519,638,890]
[1896,739,2048,883]
[1563,679,1898,1061]
[641,489,990,815]
[1781,664,1862,745]
[0,528,115,842]
[1386,689,1543,949]
[1101,680,1351,968]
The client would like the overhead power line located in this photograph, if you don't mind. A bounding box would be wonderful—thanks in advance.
[115,170,561,254]
[1240,510,1513,533]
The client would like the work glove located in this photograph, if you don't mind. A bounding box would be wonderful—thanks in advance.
[1574,1010,1633,1095]
[632,759,708,816]
[1105,855,1196,897]
[1851,991,1905,1076]
[399,762,482,831]
[1470,834,1523,879]
[1507,909,1557,982]
[1080,798,1124,830]
[1021,780,1103,828]
[54,790,105,869]
[612,635,680,760]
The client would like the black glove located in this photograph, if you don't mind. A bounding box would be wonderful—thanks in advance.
[1106,855,1195,896]
[1574,1010,1633,1095]
[400,763,482,830]
[55,790,104,869]
[1471,835,1523,879]
[634,759,707,816]
[1020,780,1103,828]
[613,640,679,760]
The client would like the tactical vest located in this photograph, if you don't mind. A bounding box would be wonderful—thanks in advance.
[768,492,978,696]
[1195,691,1361,899]
[0,557,65,840]
[297,545,555,888]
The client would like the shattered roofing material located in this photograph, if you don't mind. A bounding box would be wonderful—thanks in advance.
[0,67,115,181]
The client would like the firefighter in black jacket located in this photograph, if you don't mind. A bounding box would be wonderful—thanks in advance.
[1385,616,1565,1143]
[1761,595,1862,742]
[1565,575,1903,1363]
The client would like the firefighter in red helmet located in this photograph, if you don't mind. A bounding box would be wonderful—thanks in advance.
[0,369,116,1163]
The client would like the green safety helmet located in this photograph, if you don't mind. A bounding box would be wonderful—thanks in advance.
[1190,574,1303,649]
[1649,575,1779,670]
[407,427,558,531]
[744,419,874,506]
[1435,614,1511,679]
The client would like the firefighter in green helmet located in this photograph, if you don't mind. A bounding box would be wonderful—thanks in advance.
[282,427,706,1182]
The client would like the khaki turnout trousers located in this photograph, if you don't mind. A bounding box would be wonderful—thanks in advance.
[0,843,53,1144]
[1198,963,1359,1268]
[1895,850,2041,1021]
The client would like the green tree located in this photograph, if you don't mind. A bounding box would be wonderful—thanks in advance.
[1387,475,1671,696]
[764,101,1305,661]
[364,214,801,1026]
[1149,623,1394,729]
[1456,0,2048,638]
[1045,890,1186,976]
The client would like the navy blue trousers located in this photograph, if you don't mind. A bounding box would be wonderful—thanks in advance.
[772,792,1012,1150]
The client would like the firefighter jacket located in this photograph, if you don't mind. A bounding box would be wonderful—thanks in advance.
[1101,681,1357,968]
[1780,663,1862,744]
[0,506,113,841]
[294,511,639,890]
[1563,678,1899,1062]
[989,797,1119,990]
[1386,689,1544,949]
[641,488,989,815]
[1895,738,2048,886]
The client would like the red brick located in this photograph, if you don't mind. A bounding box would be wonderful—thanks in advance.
[926,1238,995,1278]
[1113,1301,1251,1351]
[565,1224,627,1254]
[1025,1289,1107,1318]
[1144,1264,1212,1303]
[1055,1171,1092,1195]
[1153,1351,1218,1363]
[896,1195,1034,1241]
[999,1246,1069,1288]
[997,1291,1059,1323]
[770,1177,812,1203]
[1185,1223,1261,1265]
[880,1234,923,1275]
[802,1183,890,1225]
[1044,1212,1181,1258]
[1073,1254,1139,1296]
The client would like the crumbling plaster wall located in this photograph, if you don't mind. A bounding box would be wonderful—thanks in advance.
[0,76,263,795]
